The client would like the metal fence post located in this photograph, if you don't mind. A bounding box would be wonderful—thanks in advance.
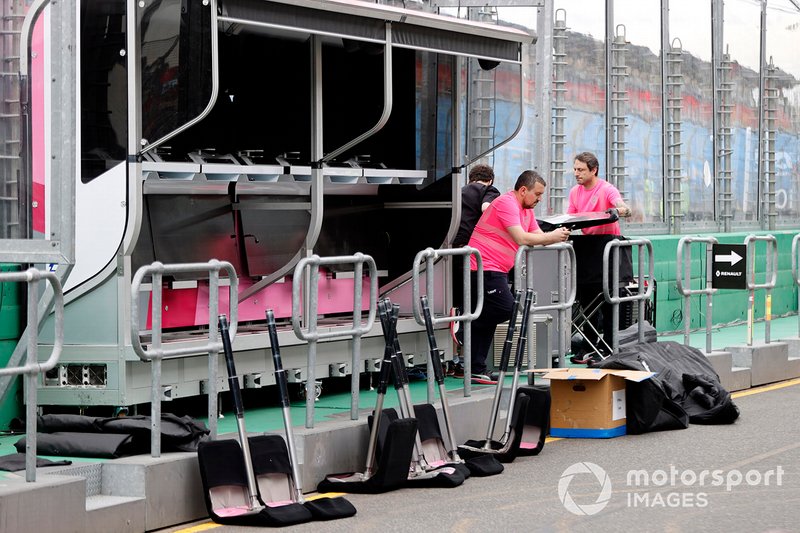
[131,259,239,456]
[291,253,378,428]
[676,236,719,354]
[0,269,64,482]
[792,234,800,337]
[412,247,483,397]
[603,239,654,354]
[744,235,778,346]
[513,243,576,368]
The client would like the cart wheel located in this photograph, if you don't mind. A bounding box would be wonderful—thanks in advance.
[297,381,323,401]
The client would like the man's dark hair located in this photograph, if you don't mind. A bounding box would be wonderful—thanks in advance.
[575,152,600,176]
[468,164,494,183]
[514,170,546,191]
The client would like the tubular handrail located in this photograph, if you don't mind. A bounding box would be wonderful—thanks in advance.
[744,234,778,345]
[603,238,654,354]
[130,260,239,361]
[130,259,238,456]
[411,247,484,398]
[291,253,378,427]
[514,242,577,368]
[0,268,64,482]
[792,234,800,337]
[0,270,64,377]
[676,236,719,353]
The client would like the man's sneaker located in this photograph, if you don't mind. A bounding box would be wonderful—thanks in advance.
[570,352,603,366]
[471,373,498,385]
[569,351,596,365]
[586,354,604,368]
[451,363,465,379]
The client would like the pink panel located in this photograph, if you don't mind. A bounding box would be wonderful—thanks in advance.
[31,18,45,234]
[145,288,200,329]
[146,274,373,329]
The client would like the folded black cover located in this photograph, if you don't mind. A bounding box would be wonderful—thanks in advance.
[0,453,72,471]
[30,413,210,454]
[15,432,134,458]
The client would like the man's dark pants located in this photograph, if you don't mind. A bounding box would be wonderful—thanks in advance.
[469,270,514,375]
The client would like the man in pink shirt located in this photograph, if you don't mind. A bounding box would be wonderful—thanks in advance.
[466,170,570,383]
[567,152,632,363]
[567,151,631,235]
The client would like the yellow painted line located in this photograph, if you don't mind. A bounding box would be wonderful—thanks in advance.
[544,436,562,443]
[731,377,800,398]
[172,522,220,533]
[307,492,348,500]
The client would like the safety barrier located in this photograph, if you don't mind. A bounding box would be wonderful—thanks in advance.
[513,243,576,367]
[291,253,378,428]
[744,234,778,345]
[793,234,800,337]
[603,238,654,354]
[130,259,238,457]
[676,236,719,353]
[412,247,483,398]
[0,269,64,481]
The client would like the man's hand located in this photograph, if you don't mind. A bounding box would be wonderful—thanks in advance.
[605,207,619,219]
[548,227,570,244]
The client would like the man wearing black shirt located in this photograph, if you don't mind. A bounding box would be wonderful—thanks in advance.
[451,164,500,378]
[453,164,501,247]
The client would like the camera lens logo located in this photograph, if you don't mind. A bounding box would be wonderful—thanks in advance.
[558,462,612,516]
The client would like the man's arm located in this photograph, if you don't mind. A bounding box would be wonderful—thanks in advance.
[609,199,632,218]
[481,187,501,212]
[507,225,570,246]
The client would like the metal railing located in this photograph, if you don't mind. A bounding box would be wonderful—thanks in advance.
[291,253,378,428]
[609,24,629,198]
[549,8,568,215]
[715,46,734,233]
[0,268,64,481]
[744,234,778,346]
[513,243,576,368]
[793,234,800,338]
[412,247,483,398]
[676,236,719,353]
[602,238,654,354]
[665,38,684,235]
[130,259,238,457]
[761,58,778,231]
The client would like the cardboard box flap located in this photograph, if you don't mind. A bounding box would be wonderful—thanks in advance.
[535,368,655,382]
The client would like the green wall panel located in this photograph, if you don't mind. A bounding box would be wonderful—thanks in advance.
[644,231,800,333]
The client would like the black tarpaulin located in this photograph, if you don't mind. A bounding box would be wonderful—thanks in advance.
[13,413,210,457]
[594,341,739,434]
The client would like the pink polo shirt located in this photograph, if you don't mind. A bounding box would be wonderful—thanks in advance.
[567,180,623,235]
[468,191,539,273]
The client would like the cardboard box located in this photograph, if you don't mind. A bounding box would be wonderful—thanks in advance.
[539,368,654,438]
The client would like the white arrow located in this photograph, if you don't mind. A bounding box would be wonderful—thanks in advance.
[715,250,742,266]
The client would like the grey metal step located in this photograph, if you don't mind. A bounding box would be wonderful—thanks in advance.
[704,350,733,378]
[787,357,800,379]
[727,342,790,386]
[725,367,752,392]
[85,495,146,533]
